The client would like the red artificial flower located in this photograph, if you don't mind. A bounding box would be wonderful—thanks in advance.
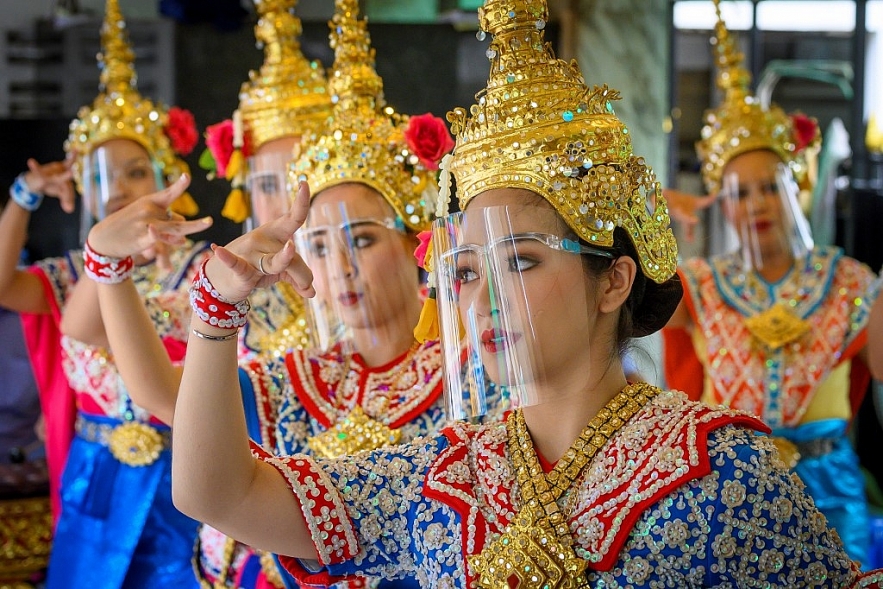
[404,113,455,171]
[414,230,432,269]
[791,113,818,153]
[166,107,199,156]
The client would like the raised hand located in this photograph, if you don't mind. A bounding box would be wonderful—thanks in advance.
[662,188,719,242]
[87,174,212,259]
[24,156,76,213]
[205,181,315,303]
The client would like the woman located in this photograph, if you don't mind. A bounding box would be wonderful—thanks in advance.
[200,0,332,364]
[0,1,211,587]
[88,1,459,587]
[100,0,881,585]
[192,0,332,584]
[663,0,883,566]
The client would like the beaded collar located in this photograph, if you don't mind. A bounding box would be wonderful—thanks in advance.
[286,339,444,458]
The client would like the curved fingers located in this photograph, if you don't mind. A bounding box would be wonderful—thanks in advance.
[150,175,191,210]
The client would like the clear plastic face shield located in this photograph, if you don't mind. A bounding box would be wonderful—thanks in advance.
[245,151,293,232]
[721,161,814,273]
[433,205,614,420]
[80,142,161,243]
[294,200,413,353]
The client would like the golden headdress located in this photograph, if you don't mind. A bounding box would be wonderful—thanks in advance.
[66,0,198,214]
[445,0,677,284]
[239,0,332,148]
[696,0,820,194]
[212,0,333,223]
[290,0,452,232]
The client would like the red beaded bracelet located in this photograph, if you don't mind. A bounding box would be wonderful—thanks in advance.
[189,259,250,329]
[83,241,135,284]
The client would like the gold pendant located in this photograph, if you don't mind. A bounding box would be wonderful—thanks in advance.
[307,406,402,459]
[744,303,810,350]
[769,437,801,470]
[107,422,164,466]
[469,507,588,589]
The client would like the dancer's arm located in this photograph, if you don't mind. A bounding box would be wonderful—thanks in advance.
[171,181,318,557]
[88,176,211,424]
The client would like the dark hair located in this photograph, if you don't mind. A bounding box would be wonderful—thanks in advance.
[581,227,683,355]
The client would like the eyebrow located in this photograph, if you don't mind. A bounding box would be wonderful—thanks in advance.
[121,157,152,167]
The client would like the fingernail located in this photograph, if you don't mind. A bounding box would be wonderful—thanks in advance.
[201,216,212,224]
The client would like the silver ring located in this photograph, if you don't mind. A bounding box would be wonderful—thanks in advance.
[257,253,270,275]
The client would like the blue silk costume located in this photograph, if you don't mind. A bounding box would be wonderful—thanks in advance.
[32,243,209,589]
[258,391,883,588]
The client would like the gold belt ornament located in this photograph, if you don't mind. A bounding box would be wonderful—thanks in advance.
[76,416,168,467]
[307,406,402,459]
[744,303,810,350]
[108,422,165,466]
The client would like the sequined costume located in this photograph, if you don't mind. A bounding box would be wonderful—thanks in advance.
[675,246,881,565]
[197,340,449,589]
[26,242,209,589]
[255,389,880,588]
[196,283,312,589]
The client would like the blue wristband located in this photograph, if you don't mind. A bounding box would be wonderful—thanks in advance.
[9,173,43,212]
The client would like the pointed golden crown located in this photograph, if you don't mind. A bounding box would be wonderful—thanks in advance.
[290,0,445,232]
[446,0,676,283]
[696,0,820,194]
[66,0,189,194]
[238,0,332,149]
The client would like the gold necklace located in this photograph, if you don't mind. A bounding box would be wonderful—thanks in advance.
[469,382,660,589]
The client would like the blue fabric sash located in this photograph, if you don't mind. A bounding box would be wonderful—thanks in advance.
[772,418,869,567]
[46,413,199,588]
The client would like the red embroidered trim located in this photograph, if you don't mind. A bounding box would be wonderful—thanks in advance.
[189,259,250,329]
[588,411,768,571]
[82,240,134,284]
[244,361,278,449]
[287,341,444,430]
[257,453,359,566]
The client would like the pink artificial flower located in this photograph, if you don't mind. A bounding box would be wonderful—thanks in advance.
[414,230,432,269]
[404,113,455,170]
[166,107,199,156]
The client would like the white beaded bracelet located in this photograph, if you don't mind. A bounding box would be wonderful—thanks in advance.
[9,174,43,212]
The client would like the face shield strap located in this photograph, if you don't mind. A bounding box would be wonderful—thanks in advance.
[152,161,164,189]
